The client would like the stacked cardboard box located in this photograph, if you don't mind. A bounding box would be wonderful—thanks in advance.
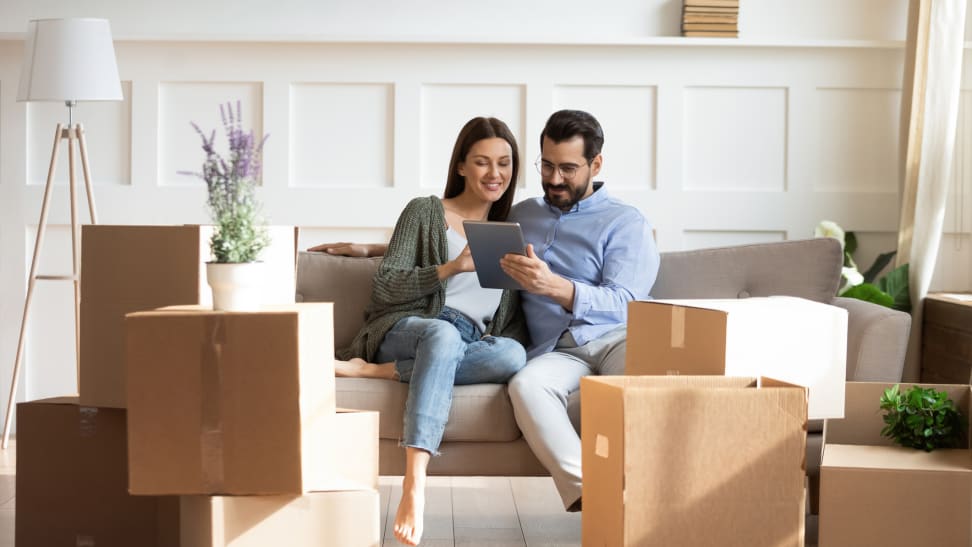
[80,224,298,409]
[15,398,180,547]
[682,0,739,38]
[819,382,972,546]
[18,225,382,545]
[16,225,299,546]
[125,304,381,546]
[180,491,380,547]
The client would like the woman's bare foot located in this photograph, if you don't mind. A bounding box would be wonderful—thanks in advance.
[394,475,426,546]
[334,357,398,380]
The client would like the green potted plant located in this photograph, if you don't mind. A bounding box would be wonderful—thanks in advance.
[814,220,911,312]
[182,101,270,311]
[879,384,967,451]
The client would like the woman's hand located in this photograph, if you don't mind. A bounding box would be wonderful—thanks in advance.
[307,242,386,257]
[437,245,475,280]
[453,245,475,273]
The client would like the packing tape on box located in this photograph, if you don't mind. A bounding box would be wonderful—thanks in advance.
[200,316,227,492]
[670,305,686,349]
[78,406,98,437]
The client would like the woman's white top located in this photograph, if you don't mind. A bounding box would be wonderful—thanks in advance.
[444,227,503,334]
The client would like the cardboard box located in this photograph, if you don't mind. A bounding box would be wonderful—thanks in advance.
[81,224,298,408]
[581,376,807,547]
[180,490,380,547]
[126,304,374,495]
[819,382,972,546]
[15,397,179,547]
[625,296,848,419]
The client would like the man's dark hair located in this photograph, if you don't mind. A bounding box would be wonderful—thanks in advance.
[540,110,604,162]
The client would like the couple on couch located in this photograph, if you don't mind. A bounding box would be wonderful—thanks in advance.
[314,110,659,546]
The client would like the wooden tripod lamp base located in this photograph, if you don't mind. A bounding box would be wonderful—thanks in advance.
[1,122,98,449]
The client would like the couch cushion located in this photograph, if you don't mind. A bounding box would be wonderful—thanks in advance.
[651,238,842,303]
[335,378,522,443]
[296,252,381,350]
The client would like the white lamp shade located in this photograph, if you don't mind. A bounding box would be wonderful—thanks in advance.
[17,18,123,102]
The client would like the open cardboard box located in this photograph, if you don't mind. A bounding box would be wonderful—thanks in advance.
[581,375,807,547]
[819,381,972,546]
[81,224,298,409]
[624,296,847,420]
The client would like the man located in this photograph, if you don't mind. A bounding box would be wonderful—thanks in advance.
[499,109,658,511]
[311,109,659,511]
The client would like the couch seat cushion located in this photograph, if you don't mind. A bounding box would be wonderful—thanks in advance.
[335,378,522,443]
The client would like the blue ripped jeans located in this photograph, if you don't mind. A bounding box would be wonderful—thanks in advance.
[375,307,526,455]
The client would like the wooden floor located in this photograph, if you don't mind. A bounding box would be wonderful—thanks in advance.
[377,476,580,546]
[0,439,580,546]
[0,443,13,547]
[0,441,819,546]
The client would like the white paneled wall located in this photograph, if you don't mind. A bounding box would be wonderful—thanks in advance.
[683,86,788,192]
[290,83,394,189]
[0,27,971,429]
[553,85,657,191]
[420,84,526,190]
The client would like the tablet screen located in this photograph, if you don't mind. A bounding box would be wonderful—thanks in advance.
[462,220,526,290]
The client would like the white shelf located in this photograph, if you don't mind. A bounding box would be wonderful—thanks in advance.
[0,32,911,49]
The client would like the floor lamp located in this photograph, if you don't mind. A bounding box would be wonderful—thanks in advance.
[2,18,123,449]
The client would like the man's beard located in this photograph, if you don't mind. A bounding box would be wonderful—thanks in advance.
[542,174,591,211]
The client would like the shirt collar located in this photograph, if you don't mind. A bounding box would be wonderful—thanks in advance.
[545,181,607,215]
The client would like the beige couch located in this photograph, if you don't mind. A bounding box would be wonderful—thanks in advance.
[296,237,911,497]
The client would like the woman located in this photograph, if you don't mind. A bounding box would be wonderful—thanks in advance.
[334,117,528,547]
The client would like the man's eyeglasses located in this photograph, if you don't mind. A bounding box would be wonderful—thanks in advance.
[534,157,590,181]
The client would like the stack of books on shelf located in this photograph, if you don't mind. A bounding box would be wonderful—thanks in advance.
[682,0,739,38]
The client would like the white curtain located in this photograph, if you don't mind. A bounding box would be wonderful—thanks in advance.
[896,0,967,381]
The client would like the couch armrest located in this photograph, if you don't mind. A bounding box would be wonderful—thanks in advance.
[831,297,911,382]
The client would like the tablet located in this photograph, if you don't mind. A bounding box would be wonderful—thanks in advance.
[462,220,527,290]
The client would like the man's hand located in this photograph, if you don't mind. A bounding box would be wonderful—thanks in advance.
[307,242,387,257]
[500,244,575,310]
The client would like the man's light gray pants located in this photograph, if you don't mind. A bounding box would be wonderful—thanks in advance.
[508,325,627,509]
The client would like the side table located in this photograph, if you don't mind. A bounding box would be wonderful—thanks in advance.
[921,293,972,384]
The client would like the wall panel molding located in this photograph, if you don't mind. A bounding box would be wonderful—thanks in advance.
[0,36,969,427]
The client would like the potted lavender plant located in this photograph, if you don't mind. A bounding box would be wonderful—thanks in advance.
[183,101,270,311]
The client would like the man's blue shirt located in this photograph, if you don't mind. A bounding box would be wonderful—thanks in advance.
[509,182,660,359]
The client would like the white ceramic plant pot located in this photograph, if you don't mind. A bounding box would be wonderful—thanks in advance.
[206,262,266,312]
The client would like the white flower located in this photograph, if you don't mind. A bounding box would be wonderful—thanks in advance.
[842,266,863,287]
[838,266,864,295]
[815,220,845,251]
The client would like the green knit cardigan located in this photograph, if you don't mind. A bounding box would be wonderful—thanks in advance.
[338,196,529,361]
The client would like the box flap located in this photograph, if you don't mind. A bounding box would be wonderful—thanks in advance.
[824,444,972,472]
[588,375,756,390]
[580,376,626,546]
